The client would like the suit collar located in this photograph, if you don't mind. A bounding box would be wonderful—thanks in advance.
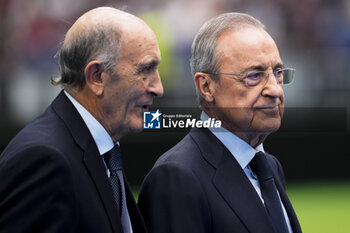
[51,91,124,233]
[189,127,225,168]
[200,111,256,170]
[51,91,93,150]
[64,90,114,155]
[190,128,277,233]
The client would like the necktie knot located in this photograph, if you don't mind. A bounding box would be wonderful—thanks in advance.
[250,151,273,182]
[103,145,123,173]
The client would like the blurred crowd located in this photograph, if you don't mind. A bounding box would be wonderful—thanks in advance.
[1,0,350,125]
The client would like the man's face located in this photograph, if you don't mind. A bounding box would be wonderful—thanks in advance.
[208,27,284,141]
[100,25,163,140]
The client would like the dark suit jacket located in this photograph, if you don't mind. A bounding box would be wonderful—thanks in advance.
[138,127,302,233]
[0,91,147,233]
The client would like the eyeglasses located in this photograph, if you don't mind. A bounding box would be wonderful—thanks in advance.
[206,68,296,88]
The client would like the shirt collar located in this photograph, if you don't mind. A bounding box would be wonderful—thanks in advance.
[201,111,264,169]
[64,91,115,156]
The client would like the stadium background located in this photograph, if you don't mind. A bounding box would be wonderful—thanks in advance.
[0,0,349,232]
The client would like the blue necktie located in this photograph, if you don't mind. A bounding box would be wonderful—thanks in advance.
[250,152,289,233]
[103,145,131,233]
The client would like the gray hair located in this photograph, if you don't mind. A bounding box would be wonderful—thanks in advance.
[53,25,122,90]
[190,12,265,105]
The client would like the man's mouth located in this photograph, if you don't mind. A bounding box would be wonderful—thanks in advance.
[256,104,280,115]
[141,104,151,111]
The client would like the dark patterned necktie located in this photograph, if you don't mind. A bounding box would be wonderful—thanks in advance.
[250,151,289,233]
[103,145,131,233]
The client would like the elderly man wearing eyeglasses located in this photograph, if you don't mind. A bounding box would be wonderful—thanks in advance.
[138,12,302,233]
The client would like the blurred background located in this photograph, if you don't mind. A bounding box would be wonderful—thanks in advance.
[0,0,349,232]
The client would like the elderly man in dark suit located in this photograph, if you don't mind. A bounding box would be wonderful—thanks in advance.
[138,13,302,233]
[0,7,163,233]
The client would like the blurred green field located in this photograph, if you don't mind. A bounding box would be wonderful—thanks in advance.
[287,181,350,233]
[134,181,350,233]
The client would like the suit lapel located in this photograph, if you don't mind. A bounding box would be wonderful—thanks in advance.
[214,148,277,233]
[124,174,148,233]
[52,91,123,233]
[272,169,302,233]
[190,128,276,233]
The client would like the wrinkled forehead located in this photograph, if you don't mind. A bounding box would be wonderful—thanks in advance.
[216,27,279,55]
[120,20,156,43]
[115,22,160,72]
[119,23,159,55]
[215,27,281,70]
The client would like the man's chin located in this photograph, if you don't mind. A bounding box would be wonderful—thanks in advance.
[249,117,281,134]
[259,121,281,134]
[129,125,143,133]
[129,120,144,133]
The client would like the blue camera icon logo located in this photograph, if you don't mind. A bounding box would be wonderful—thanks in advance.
[143,110,162,129]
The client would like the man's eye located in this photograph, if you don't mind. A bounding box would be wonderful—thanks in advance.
[143,66,153,73]
[246,72,263,80]
[140,65,157,74]
[275,69,283,77]
[136,61,159,75]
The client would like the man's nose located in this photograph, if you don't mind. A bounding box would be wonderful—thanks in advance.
[261,72,284,98]
[148,71,164,97]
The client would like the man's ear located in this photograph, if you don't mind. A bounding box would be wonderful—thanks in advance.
[194,72,216,102]
[84,61,104,96]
